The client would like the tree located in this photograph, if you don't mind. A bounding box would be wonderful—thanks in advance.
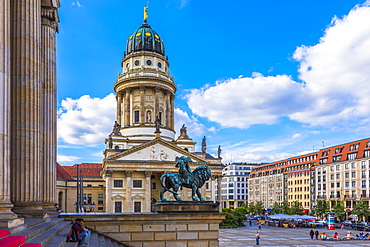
[246,202,255,214]
[271,202,282,214]
[233,206,247,214]
[220,208,247,228]
[352,201,370,222]
[331,201,346,221]
[313,200,329,218]
[281,201,290,214]
[254,201,265,215]
[289,201,304,215]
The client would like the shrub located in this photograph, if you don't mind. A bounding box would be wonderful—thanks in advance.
[220,208,247,228]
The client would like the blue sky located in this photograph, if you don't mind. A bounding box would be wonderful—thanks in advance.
[57,0,370,166]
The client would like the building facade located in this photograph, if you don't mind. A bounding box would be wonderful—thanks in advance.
[221,163,259,209]
[100,14,223,213]
[248,137,370,213]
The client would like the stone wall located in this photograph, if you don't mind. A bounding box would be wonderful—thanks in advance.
[60,212,225,247]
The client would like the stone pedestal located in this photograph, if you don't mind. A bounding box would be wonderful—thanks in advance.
[152,201,220,213]
[0,218,24,228]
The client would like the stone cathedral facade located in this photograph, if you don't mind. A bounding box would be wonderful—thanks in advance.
[101,17,223,213]
[0,0,59,224]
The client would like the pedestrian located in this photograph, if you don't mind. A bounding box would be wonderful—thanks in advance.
[255,231,260,245]
[309,229,314,240]
[258,223,262,232]
[315,230,319,240]
[341,223,344,229]
[72,218,90,247]
[249,219,252,226]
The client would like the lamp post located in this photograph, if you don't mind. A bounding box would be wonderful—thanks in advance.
[76,164,84,213]
[89,202,96,212]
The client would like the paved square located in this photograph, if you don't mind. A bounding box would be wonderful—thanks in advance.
[220,221,370,246]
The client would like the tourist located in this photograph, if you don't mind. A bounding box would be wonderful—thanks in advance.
[320,232,327,240]
[315,230,319,240]
[249,219,252,226]
[72,218,90,246]
[333,232,339,240]
[341,223,344,229]
[359,231,365,239]
[309,229,314,240]
[346,231,354,240]
[255,231,260,245]
[258,223,262,232]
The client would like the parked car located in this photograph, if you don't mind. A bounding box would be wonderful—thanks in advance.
[351,223,370,231]
[341,220,352,226]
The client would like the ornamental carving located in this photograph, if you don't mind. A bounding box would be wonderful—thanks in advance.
[150,145,168,160]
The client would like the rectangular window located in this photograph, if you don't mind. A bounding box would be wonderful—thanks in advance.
[87,194,92,204]
[331,183,334,188]
[362,181,366,188]
[362,171,367,178]
[115,201,122,213]
[151,182,156,189]
[336,165,340,170]
[348,153,357,160]
[345,173,349,178]
[352,181,356,187]
[134,201,141,212]
[352,172,356,178]
[229,189,233,193]
[345,163,349,169]
[330,174,334,180]
[134,110,140,123]
[98,194,104,204]
[351,162,356,168]
[345,182,349,187]
[133,180,142,188]
[114,180,123,187]
[337,182,340,187]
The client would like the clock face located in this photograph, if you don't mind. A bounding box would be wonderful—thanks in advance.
[146,60,152,66]
[158,62,162,68]
[135,60,140,66]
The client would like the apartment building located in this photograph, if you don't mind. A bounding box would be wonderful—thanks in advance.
[221,163,260,209]
[248,137,370,212]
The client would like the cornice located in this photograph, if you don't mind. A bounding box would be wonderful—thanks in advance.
[114,77,176,94]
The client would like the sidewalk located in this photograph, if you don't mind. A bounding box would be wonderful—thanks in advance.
[220,221,370,246]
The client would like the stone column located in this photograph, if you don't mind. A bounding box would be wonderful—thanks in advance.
[116,92,122,126]
[124,89,131,126]
[144,171,152,212]
[104,170,113,213]
[154,87,160,121]
[165,93,170,128]
[41,4,59,213]
[139,87,145,124]
[10,0,47,218]
[125,170,133,212]
[0,0,18,221]
[170,95,175,129]
[216,176,222,202]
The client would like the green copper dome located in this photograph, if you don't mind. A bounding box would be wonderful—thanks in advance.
[126,23,165,56]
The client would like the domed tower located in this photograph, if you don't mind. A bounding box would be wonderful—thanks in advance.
[113,10,176,142]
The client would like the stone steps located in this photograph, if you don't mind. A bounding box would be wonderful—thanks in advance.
[4,216,128,247]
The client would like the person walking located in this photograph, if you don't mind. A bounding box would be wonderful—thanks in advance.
[249,219,252,226]
[315,230,319,240]
[341,223,344,230]
[309,229,314,240]
[258,223,262,232]
[255,231,260,245]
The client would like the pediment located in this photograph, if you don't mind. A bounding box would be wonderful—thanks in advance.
[107,138,207,163]
[111,194,126,200]
[131,194,145,200]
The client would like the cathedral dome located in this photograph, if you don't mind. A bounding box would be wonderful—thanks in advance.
[126,23,165,56]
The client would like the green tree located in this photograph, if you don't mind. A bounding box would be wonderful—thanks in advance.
[281,201,290,214]
[331,201,346,221]
[289,201,304,215]
[233,206,248,214]
[313,200,329,218]
[246,202,255,214]
[352,201,370,222]
[254,201,265,215]
[220,208,247,228]
[271,202,282,214]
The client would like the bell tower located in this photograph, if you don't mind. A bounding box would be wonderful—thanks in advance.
[113,8,176,142]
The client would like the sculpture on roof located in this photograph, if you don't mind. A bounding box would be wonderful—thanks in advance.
[154,116,161,133]
[218,145,222,159]
[180,124,187,135]
[202,136,206,153]
[159,156,211,201]
[112,121,122,136]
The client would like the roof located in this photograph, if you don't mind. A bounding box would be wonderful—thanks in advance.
[62,163,103,177]
[56,163,74,180]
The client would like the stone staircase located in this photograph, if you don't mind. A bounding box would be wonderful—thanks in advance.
[0,215,128,247]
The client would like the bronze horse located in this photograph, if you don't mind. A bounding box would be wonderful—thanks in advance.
[159,156,211,201]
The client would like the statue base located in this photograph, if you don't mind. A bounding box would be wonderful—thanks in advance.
[152,201,220,213]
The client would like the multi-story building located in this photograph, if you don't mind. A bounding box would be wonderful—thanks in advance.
[56,163,106,213]
[248,137,370,213]
[221,163,260,209]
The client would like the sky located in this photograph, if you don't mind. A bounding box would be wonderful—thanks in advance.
[57,0,370,166]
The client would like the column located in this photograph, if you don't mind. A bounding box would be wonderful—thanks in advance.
[116,92,122,125]
[210,176,216,202]
[125,170,133,212]
[124,89,131,126]
[170,95,175,129]
[104,170,113,212]
[154,87,159,121]
[41,4,59,213]
[216,176,222,202]
[0,0,17,220]
[165,93,170,128]
[139,87,145,124]
[10,0,47,218]
[145,171,152,212]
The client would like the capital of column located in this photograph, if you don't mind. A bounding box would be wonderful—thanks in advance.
[125,170,133,177]
[41,7,59,32]
[105,170,113,177]
[145,171,153,177]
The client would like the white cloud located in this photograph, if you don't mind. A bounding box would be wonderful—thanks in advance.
[71,1,84,8]
[174,108,214,137]
[186,2,370,130]
[57,94,116,145]
[57,154,80,163]
[292,133,302,139]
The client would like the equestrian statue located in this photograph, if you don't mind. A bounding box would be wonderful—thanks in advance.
[159,156,211,201]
